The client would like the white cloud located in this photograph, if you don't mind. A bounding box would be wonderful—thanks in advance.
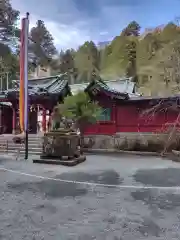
[39,19,91,50]
[17,13,90,50]
[13,0,91,50]
[13,0,142,50]
[99,31,109,36]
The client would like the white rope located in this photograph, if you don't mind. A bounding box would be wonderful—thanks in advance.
[0,167,180,191]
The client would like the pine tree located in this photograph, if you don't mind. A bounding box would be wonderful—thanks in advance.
[29,20,57,67]
[75,41,100,82]
[59,49,75,73]
[125,40,137,81]
[0,0,19,43]
[121,21,141,37]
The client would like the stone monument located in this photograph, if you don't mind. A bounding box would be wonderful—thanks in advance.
[36,106,86,165]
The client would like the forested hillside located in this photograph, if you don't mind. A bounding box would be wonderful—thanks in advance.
[100,21,180,96]
[1,0,180,96]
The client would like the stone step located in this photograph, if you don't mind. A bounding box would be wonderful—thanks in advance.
[0,137,42,140]
[0,142,42,148]
[0,140,42,145]
[0,135,43,138]
[0,140,42,146]
[6,146,41,151]
[0,145,41,153]
[0,135,43,156]
[0,138,43,142]
[0,149,41,155]
[8,143,42,147]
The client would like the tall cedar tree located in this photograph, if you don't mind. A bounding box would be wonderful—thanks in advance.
[29,20,57,67]
[0,0,19,43]
[121,21,140,81]
[75,41,100,82]
[59,49,78,83]
[0,0,19,86]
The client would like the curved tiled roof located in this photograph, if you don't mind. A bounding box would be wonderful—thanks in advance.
[2,74,71,100]
[70,77,139,96]
[85,79,130,100]
[0,74,138,102]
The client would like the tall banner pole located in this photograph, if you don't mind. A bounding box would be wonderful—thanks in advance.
[24,13,29,160]
[19,18,25,133]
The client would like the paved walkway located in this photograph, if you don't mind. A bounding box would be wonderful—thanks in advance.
[0,155,180,239]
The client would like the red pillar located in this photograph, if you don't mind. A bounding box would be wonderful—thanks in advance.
[112,102,116,133]
[42,108,46,132]
[48,109,52,131]
[12,107,16,134]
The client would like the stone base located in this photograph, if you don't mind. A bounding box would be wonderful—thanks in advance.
[40,151,81,160]
[170,150,180,162]
[33,155,86,166]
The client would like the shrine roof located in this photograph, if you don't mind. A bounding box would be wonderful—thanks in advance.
[70,77,138,96]
[106,77,136,94]
[14,74,69,93]
[129,94,180,102]
[85,78,130,100]
[0,74,140,103]
[4,74,71,100]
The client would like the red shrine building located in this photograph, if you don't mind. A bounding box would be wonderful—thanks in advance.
[0,74,179,135]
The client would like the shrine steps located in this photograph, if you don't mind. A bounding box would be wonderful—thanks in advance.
[0,134,42,156]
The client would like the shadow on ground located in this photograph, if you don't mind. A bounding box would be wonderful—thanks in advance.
[133,217,161,237]
[5,170,123,201]
[133,168,180,187]
[131,189,180,210]
[7,180,88,199]
[57,170,123,185]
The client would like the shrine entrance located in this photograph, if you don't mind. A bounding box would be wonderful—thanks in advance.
[29,108,38,134]
[0,75,72,134]
[0,104,13,134]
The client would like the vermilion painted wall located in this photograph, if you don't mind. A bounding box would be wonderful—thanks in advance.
[84,97,117,135]
[84,121,117,135]
[84,99,179,135]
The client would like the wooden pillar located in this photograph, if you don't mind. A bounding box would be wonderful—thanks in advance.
[48,109,52,131]
[12,106,16,134]
[42,108,46,132]
[112,102,116,133]
[112,102,117,121]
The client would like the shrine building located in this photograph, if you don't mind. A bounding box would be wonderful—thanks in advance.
[0,74,179,135]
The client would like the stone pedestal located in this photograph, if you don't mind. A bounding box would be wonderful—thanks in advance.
[41,129,82,159]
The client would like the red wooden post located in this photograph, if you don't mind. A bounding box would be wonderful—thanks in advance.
[112,102,117,132]
[42,108,46,132]
[112,103,116,121]
[12,107,16,134]
[48,109,52,131]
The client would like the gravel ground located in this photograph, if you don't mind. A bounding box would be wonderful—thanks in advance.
[0,154,180,239]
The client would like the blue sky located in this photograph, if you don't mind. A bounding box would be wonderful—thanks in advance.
[11,0,180,50]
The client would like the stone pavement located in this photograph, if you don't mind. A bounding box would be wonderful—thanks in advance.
[0,155,180,239]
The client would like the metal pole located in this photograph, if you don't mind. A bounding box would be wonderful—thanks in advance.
[24,12,29,160]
